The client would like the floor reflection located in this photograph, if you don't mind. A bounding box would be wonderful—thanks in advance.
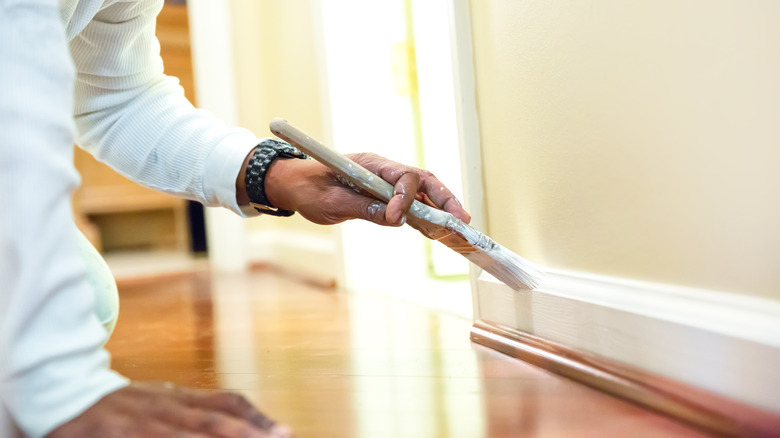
[106,272,217,388]
[107,270,701,437]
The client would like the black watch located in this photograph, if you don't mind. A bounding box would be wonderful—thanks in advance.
[245,138,308,216]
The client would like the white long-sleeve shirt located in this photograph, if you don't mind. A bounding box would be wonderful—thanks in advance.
[1,1,259,436]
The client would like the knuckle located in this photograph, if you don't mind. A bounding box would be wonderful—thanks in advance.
[349,152,374,162]
[218,392,248,409]
[366,200,383,218]
[196,412,220,431]
[148,392,166,409]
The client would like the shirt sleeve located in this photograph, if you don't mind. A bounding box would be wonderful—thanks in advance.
[0,2,128,437]
[68,0,260,217]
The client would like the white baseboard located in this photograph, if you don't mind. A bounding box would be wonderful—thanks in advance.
[476,269,780,414]
[246,229,339,285]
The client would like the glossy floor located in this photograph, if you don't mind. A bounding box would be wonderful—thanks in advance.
[106,270,704,437]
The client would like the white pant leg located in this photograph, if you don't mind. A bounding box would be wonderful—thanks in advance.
[74,231,119,341]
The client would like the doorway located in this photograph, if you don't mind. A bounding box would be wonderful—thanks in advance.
[317,0,472,318]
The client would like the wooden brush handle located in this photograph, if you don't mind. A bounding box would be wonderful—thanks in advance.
[270,118,396,202]
[270,118,454,224]
[270,118,459,238]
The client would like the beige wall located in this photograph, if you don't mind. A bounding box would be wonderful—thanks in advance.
[229,0,332,235]
[469,1,780,300]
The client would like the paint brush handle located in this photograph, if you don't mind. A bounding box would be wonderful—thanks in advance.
[269,118,453,229]
[270,118,394,202]
[270,119,545,290]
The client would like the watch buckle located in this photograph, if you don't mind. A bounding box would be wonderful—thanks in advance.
[249,202,281,213]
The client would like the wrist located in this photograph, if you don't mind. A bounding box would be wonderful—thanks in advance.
[240,140,308,216]
[264,158,297,212]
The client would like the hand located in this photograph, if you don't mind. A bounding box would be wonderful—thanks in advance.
[256,152,471,226]
[47,382,292,438]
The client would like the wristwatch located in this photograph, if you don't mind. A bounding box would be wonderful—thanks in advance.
[244,138,308,216]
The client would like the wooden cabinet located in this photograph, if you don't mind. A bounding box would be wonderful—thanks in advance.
[73,4,196,253]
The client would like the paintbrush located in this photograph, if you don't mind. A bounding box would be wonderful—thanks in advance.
[269,118,545,290]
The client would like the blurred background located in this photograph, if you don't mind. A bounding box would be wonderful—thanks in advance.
[72,0,474,318]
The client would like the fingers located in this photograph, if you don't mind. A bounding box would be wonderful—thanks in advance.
[171,409,268,438]
[417,173,471,223]
[295,153,470,226]
[351,153,471,224]
[327,190,396,227]
[173,390,277,432]
[385,171,419,225]
[166,393,290,438]
[88,383,293,438]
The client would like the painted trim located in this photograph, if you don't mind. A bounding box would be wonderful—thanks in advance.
[447,0,484,230]
[475,270,780,415]
[446,0,485,316]
[471,320,780,436]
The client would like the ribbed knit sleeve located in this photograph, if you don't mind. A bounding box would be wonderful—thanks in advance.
[69,0,259,216]
[0,2,128,436]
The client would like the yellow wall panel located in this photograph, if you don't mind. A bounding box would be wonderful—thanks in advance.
[469,0,780,299]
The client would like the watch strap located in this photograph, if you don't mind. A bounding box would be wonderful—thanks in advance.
[245,139,308,216]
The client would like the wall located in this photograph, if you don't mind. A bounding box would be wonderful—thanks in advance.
[469,0,780,300]
[229,0,333,236]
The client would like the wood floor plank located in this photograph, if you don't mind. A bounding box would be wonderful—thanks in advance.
[106,270,705,437]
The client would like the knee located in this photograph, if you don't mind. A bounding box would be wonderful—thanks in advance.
[75,231,120,341]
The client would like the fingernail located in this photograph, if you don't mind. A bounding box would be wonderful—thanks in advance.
[389,210,402,225]
[399,215,407,226]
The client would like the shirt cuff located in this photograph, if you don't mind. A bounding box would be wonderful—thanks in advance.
[8,361,129,437]
[202,131,263,218]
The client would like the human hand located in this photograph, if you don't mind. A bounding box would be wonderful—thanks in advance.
[260,152,471,227]
[47,382,292,438]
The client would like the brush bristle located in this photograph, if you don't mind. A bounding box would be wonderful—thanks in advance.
[484,244,546,290]
[447,219,546,290]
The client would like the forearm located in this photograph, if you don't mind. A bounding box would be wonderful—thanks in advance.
[74,73,258,213]
[70,0,258,216]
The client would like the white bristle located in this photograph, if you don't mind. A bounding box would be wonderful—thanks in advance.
[449,220,546,291]
[473,244,546,290]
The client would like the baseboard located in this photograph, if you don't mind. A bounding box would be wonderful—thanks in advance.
[245,229,339,286]
[471,320,780,437]
[474,270,780,425]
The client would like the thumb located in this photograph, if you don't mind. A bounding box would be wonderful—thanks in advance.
[356,198,393,226]
[336,190,400,226]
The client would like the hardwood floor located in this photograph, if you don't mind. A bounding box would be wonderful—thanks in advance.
[106,270,705,437]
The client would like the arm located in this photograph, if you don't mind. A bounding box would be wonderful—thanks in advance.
[70,0,257,216]
[0,3,287,436]
[255,152,472,226]
[0,3,128,436]
[71,0,470,226]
